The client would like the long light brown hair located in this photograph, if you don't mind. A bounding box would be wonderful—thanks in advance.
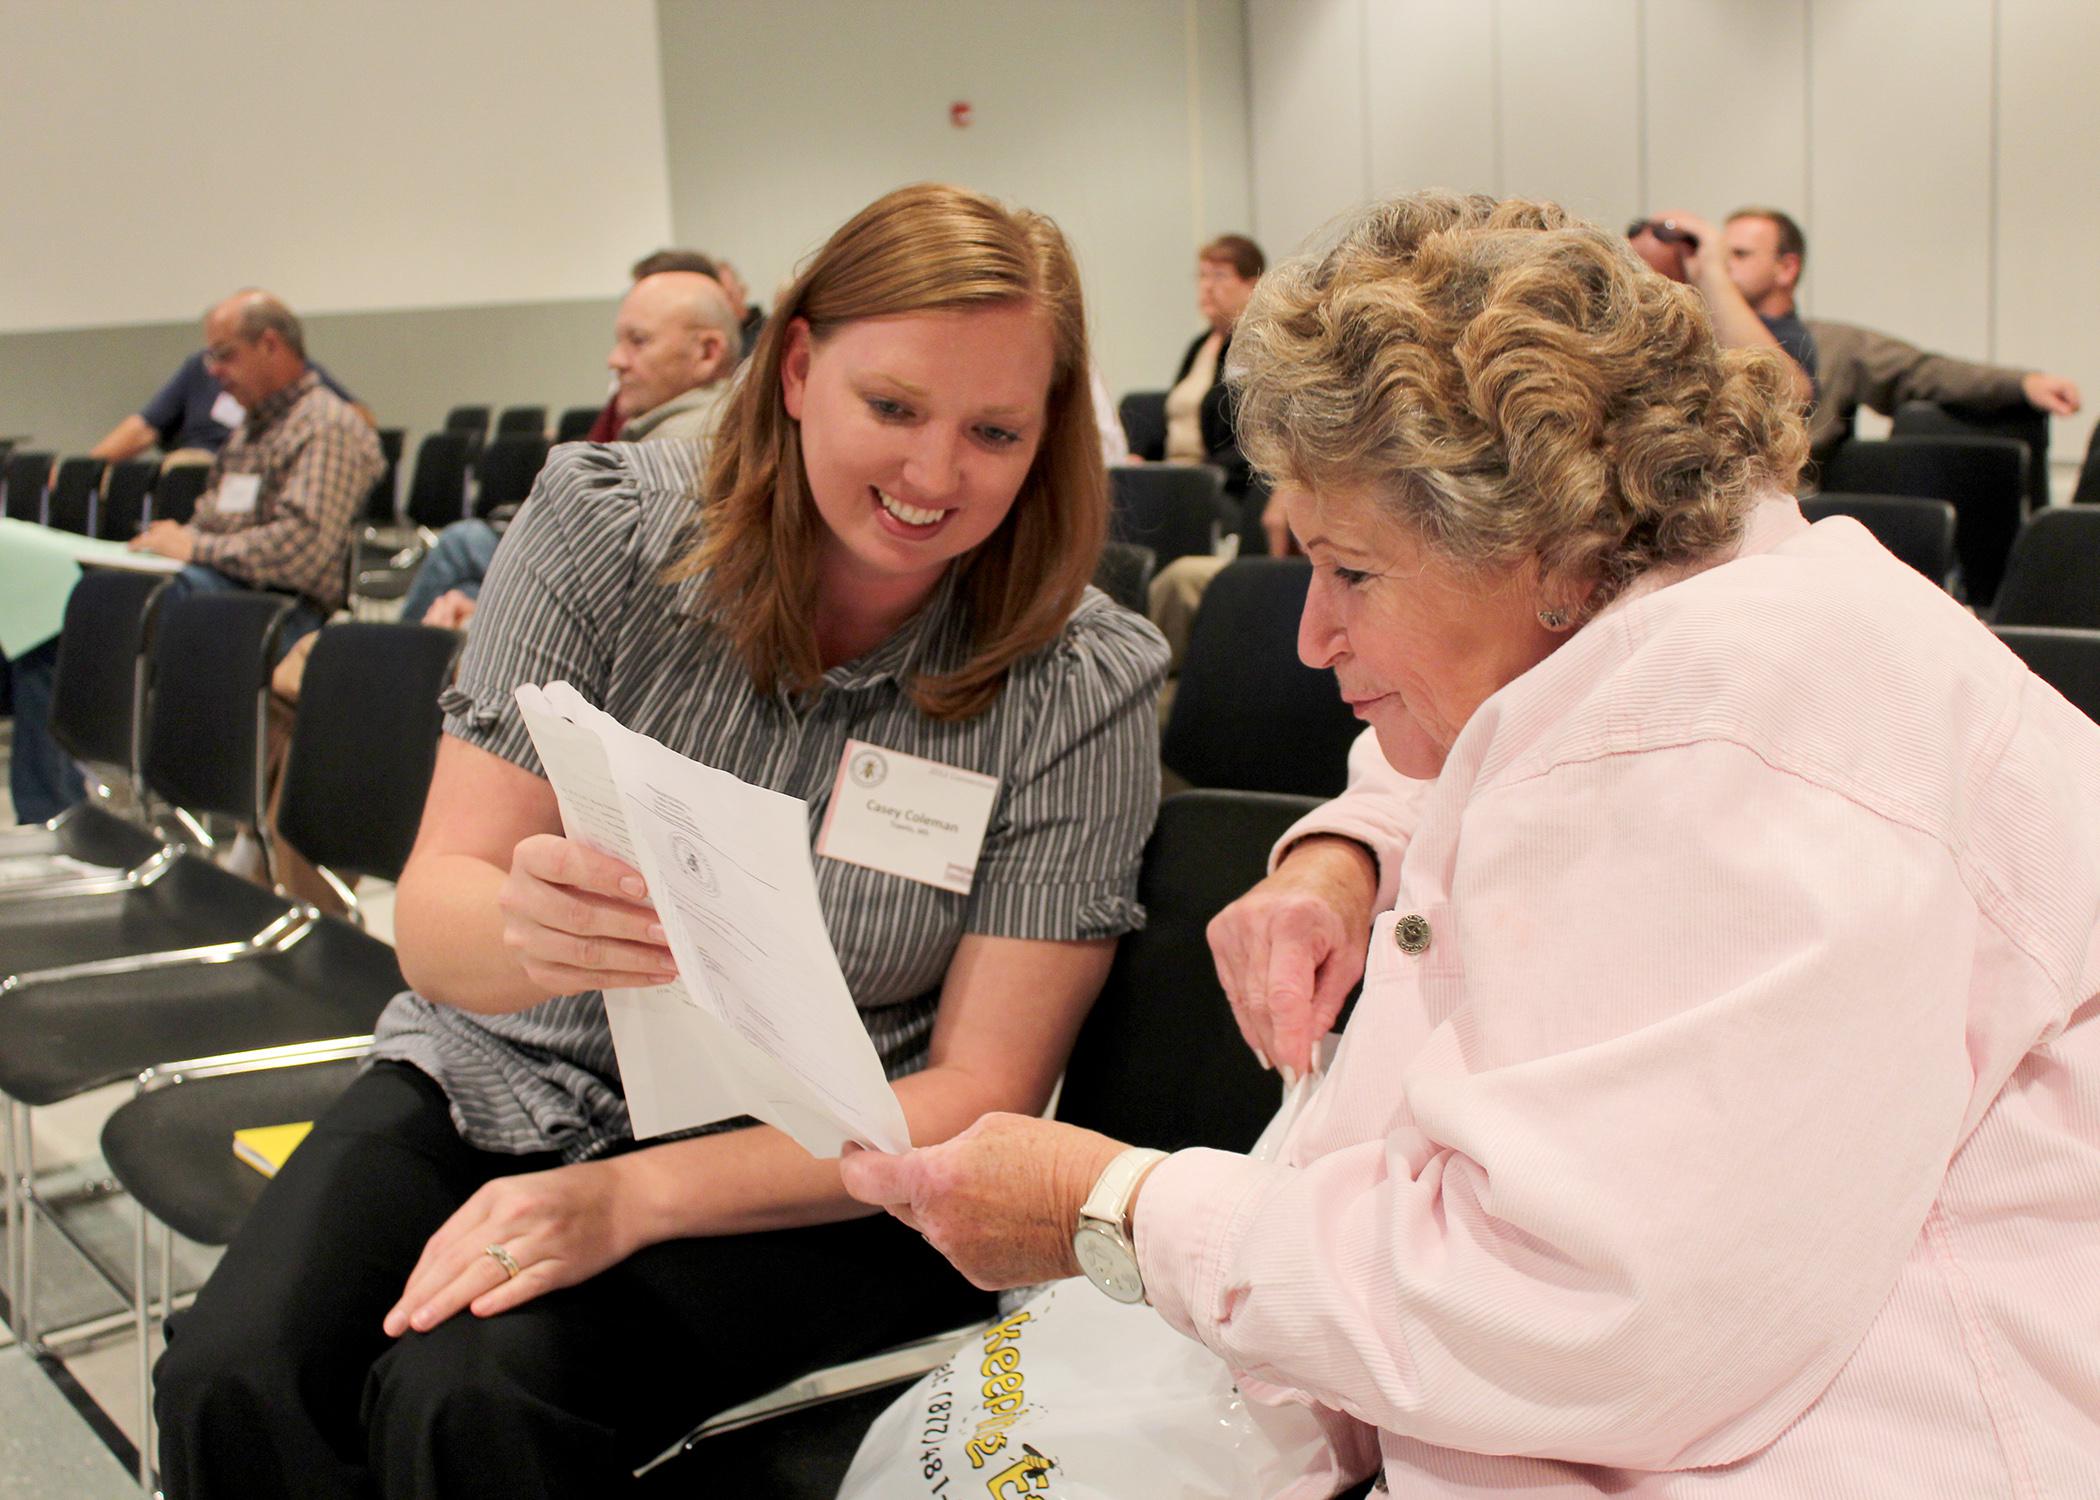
[671,183,1105,720]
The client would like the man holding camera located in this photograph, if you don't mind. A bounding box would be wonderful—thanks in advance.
[1629,207,1817,404]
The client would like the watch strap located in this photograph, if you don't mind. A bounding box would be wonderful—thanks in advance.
[1078,1146,1168,1233]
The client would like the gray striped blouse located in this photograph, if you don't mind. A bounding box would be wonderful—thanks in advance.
[370,441,1168,1160]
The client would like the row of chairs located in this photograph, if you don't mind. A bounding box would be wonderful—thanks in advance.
[0,570,460,1488]
[0,452,207,540]
[442,403,604,451]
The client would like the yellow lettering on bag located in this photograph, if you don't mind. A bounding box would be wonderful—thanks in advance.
[985,1447,1056,1497]
[981,1371,1024,1399]
[980,1346,1020,1376]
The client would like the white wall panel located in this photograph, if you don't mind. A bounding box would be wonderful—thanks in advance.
[0,0,673,332]
[1496,0,1641,228]
[1807,0,1992,356]
[657,0,1249,407]
[1642,1,1809,222]
[1996,0,2100,468]
[1246,0,1370,257]
[1364,0,1498,202]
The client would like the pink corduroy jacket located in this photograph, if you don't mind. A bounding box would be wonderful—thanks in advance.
[1136,497,2100,1497]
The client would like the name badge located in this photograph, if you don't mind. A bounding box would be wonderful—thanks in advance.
[209,391,246,429]
[815,739,999,895]
[216,472,261,516]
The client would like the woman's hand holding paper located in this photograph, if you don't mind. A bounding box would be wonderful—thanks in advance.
[496,833,678,997]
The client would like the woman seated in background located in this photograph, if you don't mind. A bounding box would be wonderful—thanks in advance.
[1132,234,1264,495]
[153,182,1167,1497]
[845,192,2100,1496]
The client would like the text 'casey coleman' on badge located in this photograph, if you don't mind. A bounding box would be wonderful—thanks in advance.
[815,739,1000,896]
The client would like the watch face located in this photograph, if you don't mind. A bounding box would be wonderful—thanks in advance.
[1073,1223,1145,1303]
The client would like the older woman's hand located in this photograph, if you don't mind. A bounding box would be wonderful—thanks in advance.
[839,1114,1130,1290]
[498,834,678,996]
[1208,835,1377,1077]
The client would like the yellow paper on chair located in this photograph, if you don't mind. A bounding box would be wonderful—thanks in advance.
[232,1122,313,1178]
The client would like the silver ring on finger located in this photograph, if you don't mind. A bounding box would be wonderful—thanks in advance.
[484,1243,522,1280]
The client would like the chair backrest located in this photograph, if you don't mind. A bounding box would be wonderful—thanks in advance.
[474,432,551,517]
[100,459,157,539]
[1817,435,2029,606]
[1162,557,1362,798]
[1799,492,1958,588]
[443,405,491,441]
[4,450,54,524]
[274,623,464,883]
[2074,423,2100,509]
[48,569,167,779]
[1055,789,1320,1152]
[1109,464,1237,570]
[141,591,295,829]
[1091,540,1156,613]
[1993,626,2100,724]
[495,405,548,437]
[364,427,406,526]
[46,456,106,535]
[1991,507,2100,629]
[1117,391,1168,462]
[1890,399,2051,515]
[405,431,473,531]
[555,406,600,443]
[150,463,210,525]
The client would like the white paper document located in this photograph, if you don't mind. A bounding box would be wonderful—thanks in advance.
[514,682,911,1158]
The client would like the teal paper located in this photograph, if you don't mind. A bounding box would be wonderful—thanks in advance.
[0,519,182,658]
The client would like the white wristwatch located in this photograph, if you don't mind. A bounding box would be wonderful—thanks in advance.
[1072,1147,1168,1303]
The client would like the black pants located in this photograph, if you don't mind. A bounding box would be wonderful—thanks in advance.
[155,1063,991,1498]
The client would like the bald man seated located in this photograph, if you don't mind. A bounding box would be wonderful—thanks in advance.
[402,270,742,630]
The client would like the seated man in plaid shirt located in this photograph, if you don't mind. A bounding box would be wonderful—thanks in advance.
[9,290,380,824]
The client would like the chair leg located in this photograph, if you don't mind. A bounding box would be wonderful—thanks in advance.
[3,1099,19,1329]
[15,1105,34,1350]
[134,1199,153,1492]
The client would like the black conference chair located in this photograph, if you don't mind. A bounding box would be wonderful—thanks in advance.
[1110,464,1237,570]
[645,789,1317,1492]
[45,456,106,536]
[4,449,54,524]
[1799,493,1959,589]
[1991,507,2100,629]
[1891,400,2051,516]
[0,570,171,886]
[2073,424,2100,509]
[495,404,548,437]
[1091,539,1157,613]
[100,459,157,539]
[474,432,552,518]
[3,621,460,1371]
[443,404,491,443]
[1162,558,1361,798]
[150,463,209,526]
[363,426,405,526]
[1118,390,1169,461]
[404,430,473,534]
[556,405,601,443]
[1818,435,2029,606]
[1993,626,2100,724]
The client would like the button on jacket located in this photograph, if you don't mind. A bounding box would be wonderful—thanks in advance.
[1137,496,2100,1496]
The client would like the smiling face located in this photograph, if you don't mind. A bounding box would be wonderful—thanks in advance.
[780,302,1056,617]
[1288,485,1566,778]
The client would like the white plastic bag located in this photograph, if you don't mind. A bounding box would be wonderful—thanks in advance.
[838,1076,1372,1500]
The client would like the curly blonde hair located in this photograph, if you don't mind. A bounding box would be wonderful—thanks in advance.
[1229,192,1808,610]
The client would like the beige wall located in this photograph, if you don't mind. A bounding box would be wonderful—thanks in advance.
[654,0,1253,403]
[1246,0,2100,483]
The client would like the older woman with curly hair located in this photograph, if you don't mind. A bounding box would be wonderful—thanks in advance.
[844,191,2100,1496]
